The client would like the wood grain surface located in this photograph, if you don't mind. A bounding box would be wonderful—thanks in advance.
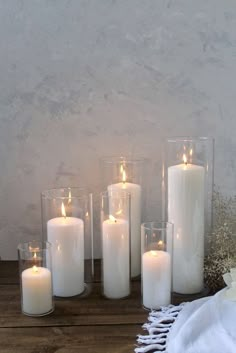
[0,261,147,353]
[0,260,205,352]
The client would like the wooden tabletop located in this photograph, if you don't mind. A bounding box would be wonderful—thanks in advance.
[0,260,205,353]
[0,260,148,353]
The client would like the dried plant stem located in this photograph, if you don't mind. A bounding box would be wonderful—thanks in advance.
[204,190,236,294]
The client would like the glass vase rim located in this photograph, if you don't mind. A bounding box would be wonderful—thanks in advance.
[101,189,131,200]
[165,136,214,144]
[18,240,51,252]
[101,155,147,164]
[41,187,90,200]
[141,221,173,231]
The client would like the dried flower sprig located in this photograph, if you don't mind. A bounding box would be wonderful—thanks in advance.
[204,189,236,294]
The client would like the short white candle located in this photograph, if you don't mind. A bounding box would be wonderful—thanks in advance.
[168,156,205,294]
[47,203,84,297]
[22,266,52,316]
[142,250,171,309]
[108,177,141,278]
[102,216,130,299]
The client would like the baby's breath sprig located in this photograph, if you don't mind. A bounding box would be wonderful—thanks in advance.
[204,190,236,294]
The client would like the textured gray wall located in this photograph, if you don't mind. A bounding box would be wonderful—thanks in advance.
[0,0,235,259]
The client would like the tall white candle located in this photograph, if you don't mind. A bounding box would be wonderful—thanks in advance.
[47,204,84,297]
[102,216,130,299]
[142,250,171,309]
[168,158,205,294]
[22,266,52,316]
[108,181,141,278]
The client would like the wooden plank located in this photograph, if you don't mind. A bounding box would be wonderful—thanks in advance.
[0,283,147,328]
[0,325,141,353]
[0,261,209,353]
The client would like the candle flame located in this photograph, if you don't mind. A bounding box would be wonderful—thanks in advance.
[61,202,66,218]
[183,154,188,165]
[150,250,158,256]
[122,169,127,183]
[189,149,193,156]
[68,189,72,205]
[32,265,38,273]
[109,215,117,222]
[33,252,37,259]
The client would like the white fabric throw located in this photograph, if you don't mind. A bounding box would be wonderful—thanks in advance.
[136,290,236,353]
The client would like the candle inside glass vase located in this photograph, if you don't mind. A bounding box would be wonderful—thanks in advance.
[102,215,130,299]
[141,222,173,310]
[18,241,54,317]
[41,188,94,298]
[101,190,131,299]
[108,167,141,278]
[47,202,84,297]
[22,265,53,316]
[168,154,205,294]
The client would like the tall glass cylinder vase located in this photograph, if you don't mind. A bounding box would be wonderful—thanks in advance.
[101,156,147,278]
[101,190,131,299]
[41,188,93,297]
[162,137,214,295]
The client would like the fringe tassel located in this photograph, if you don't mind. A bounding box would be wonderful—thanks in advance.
[135,303,185,353]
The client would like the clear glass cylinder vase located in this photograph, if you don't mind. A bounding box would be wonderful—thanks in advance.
[101,190,131,299]
[41,188,93,297]
[141,222,173,310]
[18,240,54,317]
[100,156,147,278]
[162,137,214,295]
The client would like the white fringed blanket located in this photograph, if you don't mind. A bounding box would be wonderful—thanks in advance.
[135,290,236,353]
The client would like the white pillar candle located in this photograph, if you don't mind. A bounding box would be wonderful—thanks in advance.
[142,250,171,309]
[22,266,52,316]
[108,182,141,278]
[47,209,84,297]
[102,216,130,299]
[168,158,205,294]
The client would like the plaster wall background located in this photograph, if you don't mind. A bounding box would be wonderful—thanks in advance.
[0,0,235,259]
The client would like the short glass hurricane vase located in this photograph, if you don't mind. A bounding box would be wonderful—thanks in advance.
[18,240,54,317]
[141,221,173,310]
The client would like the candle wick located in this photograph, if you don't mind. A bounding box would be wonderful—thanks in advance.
[183,154,188,165]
